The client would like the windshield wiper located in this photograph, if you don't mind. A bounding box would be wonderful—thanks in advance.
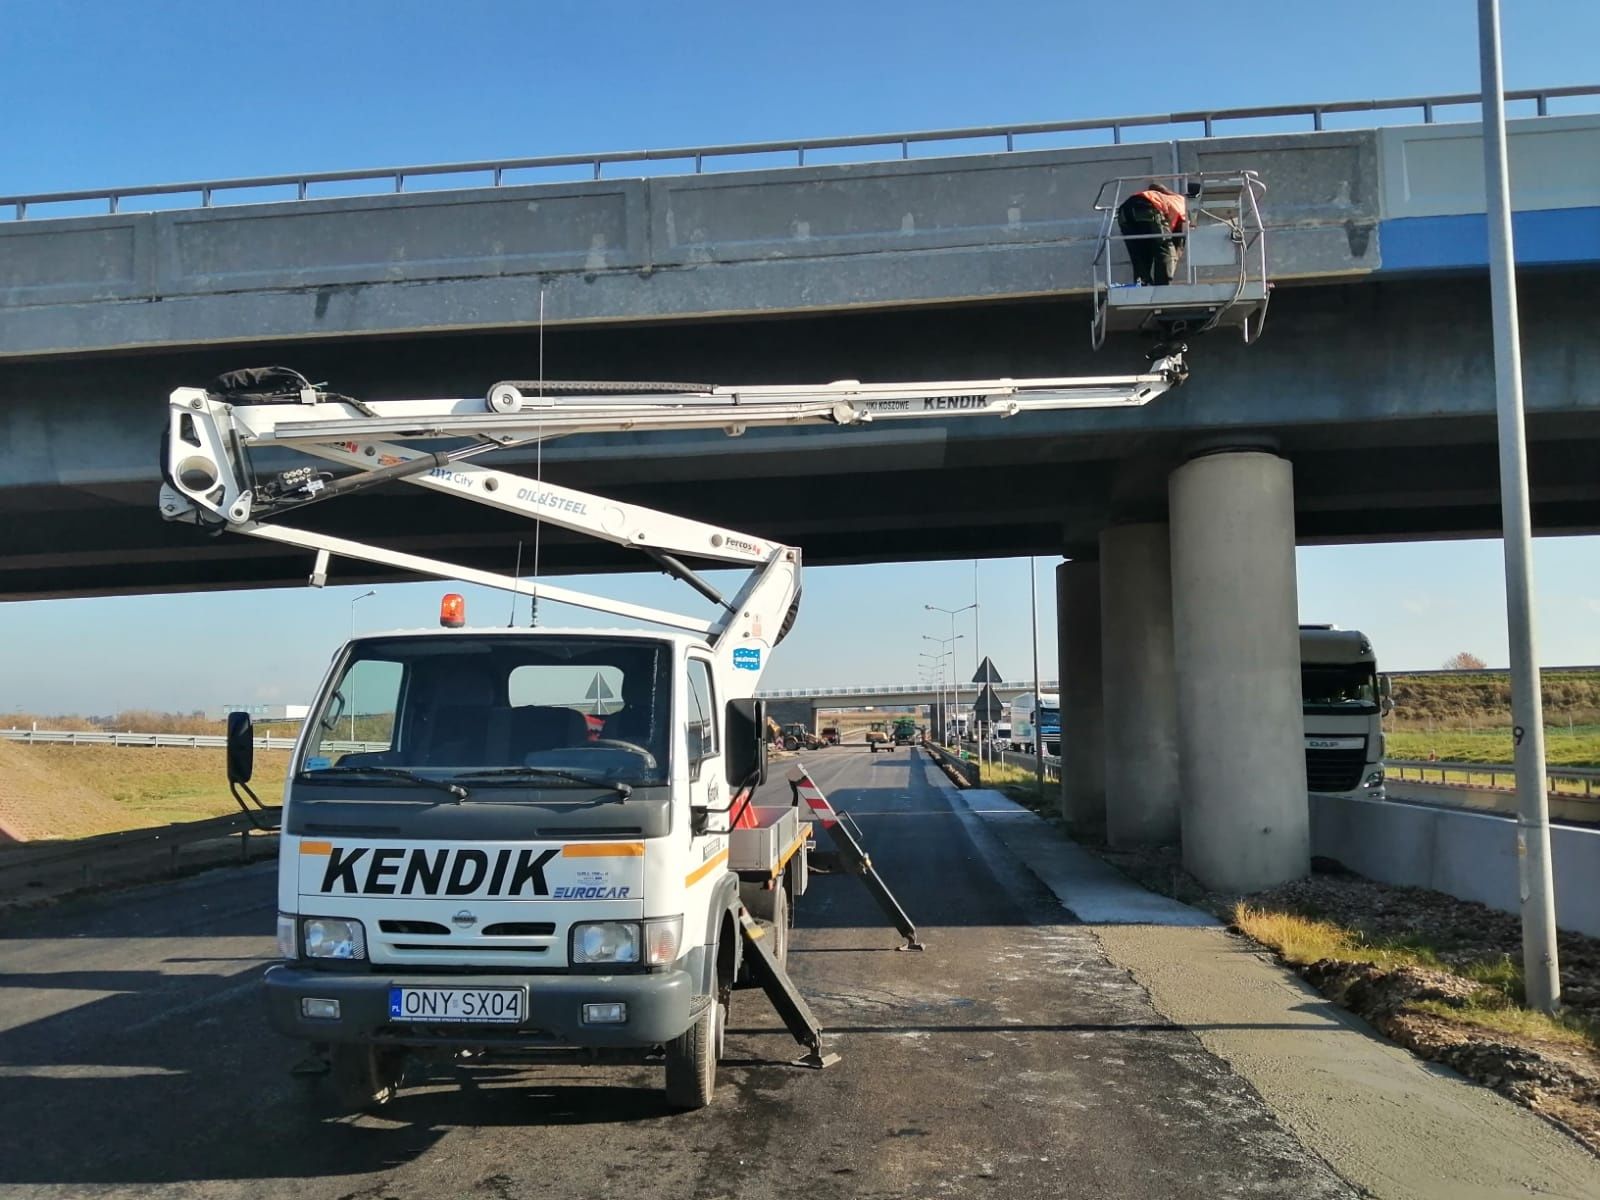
[455,766,633,800]
[300,765,469,802]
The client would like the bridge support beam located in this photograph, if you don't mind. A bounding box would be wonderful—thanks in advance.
[1057,559,1105,833]
[1099,523,1181,846]
[1170,450,1309,891]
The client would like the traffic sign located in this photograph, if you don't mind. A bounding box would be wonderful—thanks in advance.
[972,656,1002,684]
[971,684,1004,721]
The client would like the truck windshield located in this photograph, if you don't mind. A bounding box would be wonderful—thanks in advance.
[1039,708,1061,729]
[1301,663,1378,713]
[298,635,672,789]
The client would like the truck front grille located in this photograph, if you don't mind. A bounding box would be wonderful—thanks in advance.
[1306,748,1367,792]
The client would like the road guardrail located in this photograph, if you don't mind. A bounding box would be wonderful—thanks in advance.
[0,729,383,753]
[1386,758,1598,797]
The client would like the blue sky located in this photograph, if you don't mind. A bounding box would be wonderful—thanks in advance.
[2,1,1598,713]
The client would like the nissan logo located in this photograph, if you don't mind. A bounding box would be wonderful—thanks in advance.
[452,909,478,929]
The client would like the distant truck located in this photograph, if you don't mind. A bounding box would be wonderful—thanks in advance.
[866,721,890,753]
[1300,625,1388,798]
[819,725,841,746]
[891,717,917,746]
[1007,692,1060,756]
[990,722,1012,752]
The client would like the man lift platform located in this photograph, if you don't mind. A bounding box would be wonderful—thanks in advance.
[1091,170,1270,350]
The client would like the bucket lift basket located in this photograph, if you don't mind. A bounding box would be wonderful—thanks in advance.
[1091,170,1270,349]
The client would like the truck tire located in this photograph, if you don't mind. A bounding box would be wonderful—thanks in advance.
[329,1044,406,1112]
[746,877,789,968]
[664,994,722,1110]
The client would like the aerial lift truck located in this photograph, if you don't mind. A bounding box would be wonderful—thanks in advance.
[160,351,1190,1112]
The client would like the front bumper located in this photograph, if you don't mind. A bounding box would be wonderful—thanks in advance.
[263,963,697,1048]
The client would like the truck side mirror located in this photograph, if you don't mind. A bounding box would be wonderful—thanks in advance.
[226,711,255,784]
[1378,674,1394,716]
[724,698,768,788]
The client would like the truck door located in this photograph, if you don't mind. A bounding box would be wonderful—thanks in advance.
[685,657,727,829]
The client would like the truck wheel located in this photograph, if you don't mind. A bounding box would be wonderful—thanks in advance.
[664,994,721,1110]
[329,1044,406,1112]
[747,878,790,968]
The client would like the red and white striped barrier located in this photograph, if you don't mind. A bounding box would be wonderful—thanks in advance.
[789,766,838,829]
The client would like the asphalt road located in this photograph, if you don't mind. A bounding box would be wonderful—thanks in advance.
[0,747,1353,1199]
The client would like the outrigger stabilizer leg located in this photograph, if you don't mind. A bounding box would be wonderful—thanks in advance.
[736,906,839,1069]
[790,768,925,951]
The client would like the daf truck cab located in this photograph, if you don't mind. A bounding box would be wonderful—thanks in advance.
[1300,625,1388,798]
[253,614,797,1112]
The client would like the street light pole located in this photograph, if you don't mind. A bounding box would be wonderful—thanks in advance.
[973,560,983,766]
[1030,557,1043,792]
[922,632,964,744]
[1477,0,1560,1013]
[927,602,976,747]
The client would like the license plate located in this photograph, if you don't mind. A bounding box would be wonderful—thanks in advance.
[388,986,526,1024]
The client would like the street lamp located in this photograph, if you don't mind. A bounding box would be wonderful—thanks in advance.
[927,604,976,745]
[918,650,946,740]
[923,633,963,743]
[348,590,376,743]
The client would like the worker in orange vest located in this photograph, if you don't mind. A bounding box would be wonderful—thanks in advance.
[1117,181,1193,285]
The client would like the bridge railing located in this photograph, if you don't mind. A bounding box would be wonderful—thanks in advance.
[6,85,1597,221]
[758,681,1059,700]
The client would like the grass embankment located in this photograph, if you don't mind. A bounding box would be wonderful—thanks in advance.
[0,744,289,840]
[1234,903,1600,1052]
[1382,670,1600,770]
[1385,726,1600,769]
[979,758,1050,808]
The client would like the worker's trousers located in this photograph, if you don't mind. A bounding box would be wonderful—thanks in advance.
[1117,198,1182,286]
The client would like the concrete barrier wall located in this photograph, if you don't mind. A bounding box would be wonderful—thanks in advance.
[1310,793,1600,938]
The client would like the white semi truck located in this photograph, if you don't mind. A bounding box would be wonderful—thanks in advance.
[1300,625,1388,798]
[159,358,1185,1111]
[1007,691,1061,756]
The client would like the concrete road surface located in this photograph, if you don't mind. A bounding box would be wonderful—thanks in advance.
[1,747,1362,1198]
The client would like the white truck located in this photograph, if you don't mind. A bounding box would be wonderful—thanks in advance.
[1007,691,1061,756]
[160,358,1184,1111]
[1300,625,1388,798]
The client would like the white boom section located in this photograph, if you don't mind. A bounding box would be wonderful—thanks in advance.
[159,360,1182,675]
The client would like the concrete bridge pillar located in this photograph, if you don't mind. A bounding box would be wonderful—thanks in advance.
[1056,559,1105,833]
[1099,523,1182,846]
[1169,450,1309,892]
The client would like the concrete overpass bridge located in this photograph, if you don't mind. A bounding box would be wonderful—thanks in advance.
[6,86,1600,895]
[5,87,1600,599]
[755,680,1058,728]
[757,680,1056,709]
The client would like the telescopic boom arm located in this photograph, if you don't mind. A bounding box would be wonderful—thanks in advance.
[160,356,1185,667]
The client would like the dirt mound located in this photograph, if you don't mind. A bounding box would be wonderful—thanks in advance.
[0,741,131,841]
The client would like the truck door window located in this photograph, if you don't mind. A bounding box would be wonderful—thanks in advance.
[316,657,403,763]
[686,659,718,772]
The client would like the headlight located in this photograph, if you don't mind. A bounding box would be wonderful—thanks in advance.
[1364,769,1385,788]
[572,921,640,965]
[276,914,298,959]
[569,918,683,966]
[302,917,367,960]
